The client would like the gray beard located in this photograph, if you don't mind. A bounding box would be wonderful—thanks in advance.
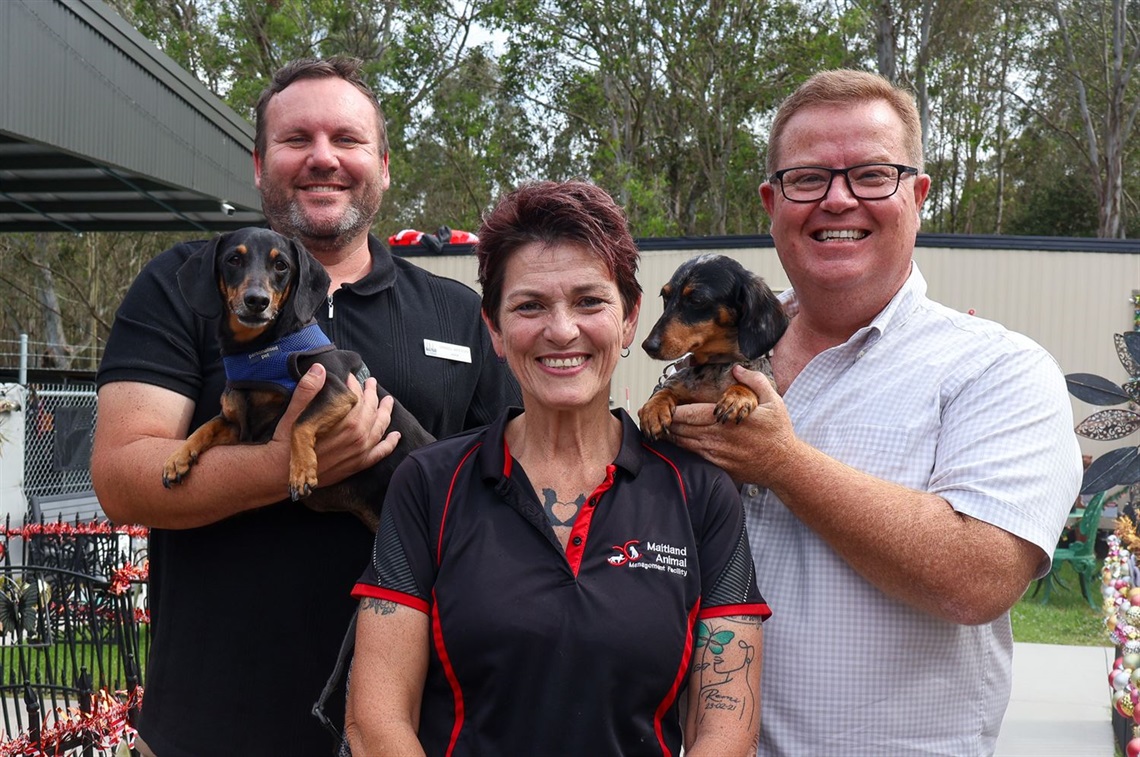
[262,189,380,252]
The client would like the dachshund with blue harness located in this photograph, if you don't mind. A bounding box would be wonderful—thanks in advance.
[161,227,433,531]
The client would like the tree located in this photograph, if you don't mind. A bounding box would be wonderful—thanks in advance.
[1026,0,1140,237]
[393,48,538,231]
[0,232,184,371]
[503,0,834,236]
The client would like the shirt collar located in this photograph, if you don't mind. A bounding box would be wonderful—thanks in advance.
[477,407,645,485]
[778,262,927,351]
[335,234,397,296]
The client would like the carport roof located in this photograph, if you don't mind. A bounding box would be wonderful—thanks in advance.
[0,0,265,233]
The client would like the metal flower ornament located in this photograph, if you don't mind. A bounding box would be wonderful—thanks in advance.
[1066,332,1140,495]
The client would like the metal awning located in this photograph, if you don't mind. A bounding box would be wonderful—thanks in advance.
[0,0,265,233]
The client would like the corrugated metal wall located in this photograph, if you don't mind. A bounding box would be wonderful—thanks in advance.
[0,0,258,207]
[407,245,1139,459]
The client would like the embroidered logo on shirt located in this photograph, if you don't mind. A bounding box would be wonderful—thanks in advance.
[607,539,689,577]
[607,540,642,566]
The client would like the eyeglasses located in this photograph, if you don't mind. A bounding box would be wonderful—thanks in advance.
[768,163,919,203]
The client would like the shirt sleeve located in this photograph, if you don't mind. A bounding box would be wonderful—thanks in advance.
[96,242,212,400]
[932,344,1082,570]
[352,456,435,614]
[693,467,772,621]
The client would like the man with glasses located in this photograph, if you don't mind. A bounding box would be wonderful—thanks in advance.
[668,69,1081,755]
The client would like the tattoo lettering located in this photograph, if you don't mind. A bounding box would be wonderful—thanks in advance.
[692,618,756,724]
[542,488,586,543]
[361,597,398,616]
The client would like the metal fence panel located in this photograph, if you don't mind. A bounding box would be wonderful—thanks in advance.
[23,383,97,500]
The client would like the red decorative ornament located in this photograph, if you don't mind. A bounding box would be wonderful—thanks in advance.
[110,560,150,595]
[2,521,149,539]
[1126,736,1140,757]
[0,686,143,756]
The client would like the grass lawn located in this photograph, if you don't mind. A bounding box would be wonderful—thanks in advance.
[1011,560,1111,647]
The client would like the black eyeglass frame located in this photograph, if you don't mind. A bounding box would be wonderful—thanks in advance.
[768,163,920,203]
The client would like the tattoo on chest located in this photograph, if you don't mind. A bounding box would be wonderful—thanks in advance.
[542,488,586,533]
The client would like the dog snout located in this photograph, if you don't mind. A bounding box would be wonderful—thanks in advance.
[242,288,271,314]
[642,332,663,357]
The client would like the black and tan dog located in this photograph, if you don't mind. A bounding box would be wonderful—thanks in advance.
[161,227,433,531]
[638,253,788,440]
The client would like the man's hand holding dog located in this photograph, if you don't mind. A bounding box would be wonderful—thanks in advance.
[279,364,402,488]
[668,365,798,487]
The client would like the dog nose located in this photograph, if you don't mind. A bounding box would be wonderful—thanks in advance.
[244,292,270,313]
[642,334,661,356]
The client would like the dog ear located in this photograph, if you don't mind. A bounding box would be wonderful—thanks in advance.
[176,233,228,320]
[737,275,789,358]
[289,237,332,322]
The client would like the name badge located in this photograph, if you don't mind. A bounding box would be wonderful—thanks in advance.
[424,339,472,364]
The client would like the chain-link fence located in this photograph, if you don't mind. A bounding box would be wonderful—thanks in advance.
[23,382,97,500]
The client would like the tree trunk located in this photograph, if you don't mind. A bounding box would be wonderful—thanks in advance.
[33,234,71,370]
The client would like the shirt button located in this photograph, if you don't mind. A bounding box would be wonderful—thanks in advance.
[746,485,760,497]
[572,536,583,546]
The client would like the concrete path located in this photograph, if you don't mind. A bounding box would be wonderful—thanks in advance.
[996,642,1117,756]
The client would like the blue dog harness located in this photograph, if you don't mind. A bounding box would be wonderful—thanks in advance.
[222,323,333,392]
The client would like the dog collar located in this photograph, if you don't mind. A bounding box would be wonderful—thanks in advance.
[222,323,333,391]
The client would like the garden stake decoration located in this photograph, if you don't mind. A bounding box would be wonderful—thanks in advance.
[1080,332,1140,755]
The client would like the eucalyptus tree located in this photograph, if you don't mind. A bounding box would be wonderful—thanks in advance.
[502,0,831,236]
[1031,0,1140,238]
[920,1,1028,233]
[392,48,539,232]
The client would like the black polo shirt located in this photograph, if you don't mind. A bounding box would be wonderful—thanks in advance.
[98,235,520,757]
[354,409,770,756]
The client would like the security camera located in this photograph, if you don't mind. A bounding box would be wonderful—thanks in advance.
[220,201,236,216]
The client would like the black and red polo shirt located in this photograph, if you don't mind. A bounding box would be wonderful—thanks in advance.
[353,408,770,757]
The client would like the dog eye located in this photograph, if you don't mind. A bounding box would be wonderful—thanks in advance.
[686,293,709,307]
[224,254,242,267]
[274,259,290,273]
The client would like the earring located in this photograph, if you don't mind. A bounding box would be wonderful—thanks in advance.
[621,347,630,358]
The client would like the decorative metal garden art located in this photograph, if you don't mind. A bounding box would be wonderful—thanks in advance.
[1070,332,1140,756]
[1066,332,1140,495]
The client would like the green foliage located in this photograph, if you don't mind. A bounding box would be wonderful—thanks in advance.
[1005,172,1101,238]
[94,0,1138,241]
[10,0,1140,357]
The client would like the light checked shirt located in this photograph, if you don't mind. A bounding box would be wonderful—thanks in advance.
[745,263,1082,756]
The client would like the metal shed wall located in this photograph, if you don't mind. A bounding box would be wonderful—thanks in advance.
[0,0,259,210]
[406,242,1139,460]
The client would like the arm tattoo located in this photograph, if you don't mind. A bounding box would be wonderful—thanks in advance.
[692,617,758,725]
[361,597,398,616]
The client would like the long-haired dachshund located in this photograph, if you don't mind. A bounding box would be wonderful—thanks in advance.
[638,253,788,440]
[160,227,434,531]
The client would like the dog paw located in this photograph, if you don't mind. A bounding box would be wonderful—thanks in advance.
[161,450,198,488]
[638,396,676,440]
[715,385,759,425]
[289,465,317,501]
